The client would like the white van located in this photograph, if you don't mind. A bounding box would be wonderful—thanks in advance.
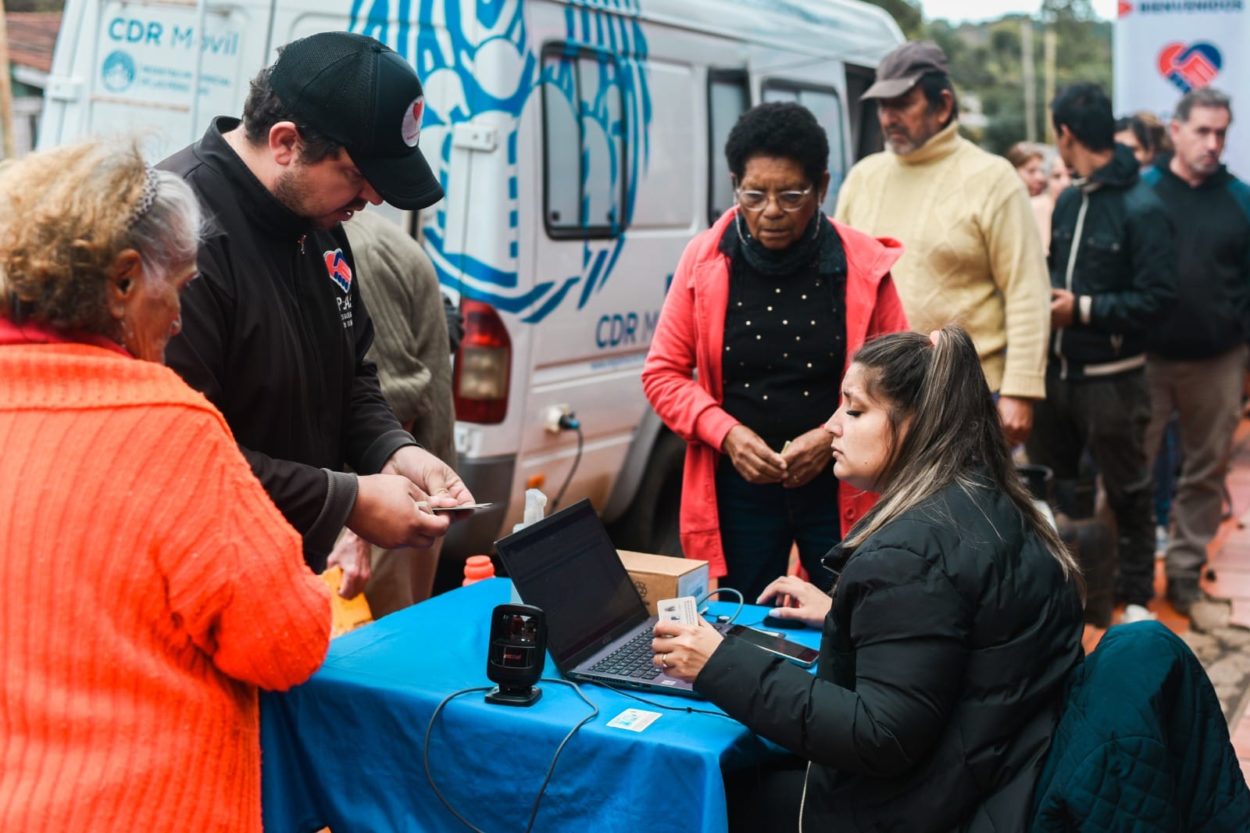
[40,0,902,580]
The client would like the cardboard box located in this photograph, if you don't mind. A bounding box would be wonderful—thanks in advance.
[617,550,709,616]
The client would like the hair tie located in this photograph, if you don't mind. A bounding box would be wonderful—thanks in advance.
[127,165,159,228]
[928,329,941,347]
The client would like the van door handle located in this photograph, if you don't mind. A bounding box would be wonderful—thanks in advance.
[452,124,499,153]
[45,76,84,102]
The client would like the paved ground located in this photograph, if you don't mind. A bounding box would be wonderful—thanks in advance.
[1082,420,1250,783]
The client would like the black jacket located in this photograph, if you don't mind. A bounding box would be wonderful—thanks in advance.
[1048,144,1176,379]
[161,119,415,570]
[1142,157,1250,360]
[696,478,1084,832]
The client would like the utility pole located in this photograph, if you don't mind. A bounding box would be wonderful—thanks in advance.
[0,0,15,159]
[1043,18,1057,144]
[1022,17,1037,142]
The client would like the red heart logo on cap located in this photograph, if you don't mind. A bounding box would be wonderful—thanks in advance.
[401,96,424,148]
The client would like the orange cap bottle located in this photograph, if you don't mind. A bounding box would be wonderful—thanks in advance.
[462,555,496,586]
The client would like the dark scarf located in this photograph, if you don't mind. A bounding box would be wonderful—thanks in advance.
[723,209,837,276]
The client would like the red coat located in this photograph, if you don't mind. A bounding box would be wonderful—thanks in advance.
[642,210,907,577]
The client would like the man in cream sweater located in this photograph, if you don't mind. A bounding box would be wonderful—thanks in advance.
[836,42,1049,444]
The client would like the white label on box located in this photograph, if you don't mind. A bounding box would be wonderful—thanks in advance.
[606,708,662,732]
[676,568,708,605]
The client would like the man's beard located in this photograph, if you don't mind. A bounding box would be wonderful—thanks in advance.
[1191,153,1221,176]
[885,132,923,155]
[886,123,944,156]
[273,169,363,230]
[273,168,316,219]
[884,113,944,156]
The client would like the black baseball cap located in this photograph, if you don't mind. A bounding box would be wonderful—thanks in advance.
[861,41,950,101]
[268,32,443,210]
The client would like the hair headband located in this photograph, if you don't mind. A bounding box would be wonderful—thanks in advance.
[127,165,159,229]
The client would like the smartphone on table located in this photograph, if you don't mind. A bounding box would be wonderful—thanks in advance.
[725,624,819,667]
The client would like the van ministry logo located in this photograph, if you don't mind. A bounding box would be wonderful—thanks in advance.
[101,51,136,93]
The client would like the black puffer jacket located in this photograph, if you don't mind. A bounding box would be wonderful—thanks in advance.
[1048,144,1176,379]
[696,477,1084,832]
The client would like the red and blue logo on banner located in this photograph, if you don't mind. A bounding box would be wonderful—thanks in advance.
[324,249,353,293]
[1158,42,1222,93]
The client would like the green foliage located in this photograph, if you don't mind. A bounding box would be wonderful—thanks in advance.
[861,0,925,39]
[862,0,1113,155]
[7,0,64,11]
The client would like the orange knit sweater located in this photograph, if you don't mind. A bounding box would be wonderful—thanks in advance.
[0,342,331,833]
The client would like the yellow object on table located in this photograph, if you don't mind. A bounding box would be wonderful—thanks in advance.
[320,566,374,638]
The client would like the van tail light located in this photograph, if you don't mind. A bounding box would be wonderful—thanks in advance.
[454,299,511,424]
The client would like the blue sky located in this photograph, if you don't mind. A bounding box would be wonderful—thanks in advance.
[919,0,1116,24]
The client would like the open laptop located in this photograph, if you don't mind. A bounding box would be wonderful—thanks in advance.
[495,499,714,698]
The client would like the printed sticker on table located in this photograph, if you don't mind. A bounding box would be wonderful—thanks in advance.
[606,708,662,732]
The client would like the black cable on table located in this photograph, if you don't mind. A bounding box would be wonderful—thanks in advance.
[596,680,743,722]
[423,679,598,833]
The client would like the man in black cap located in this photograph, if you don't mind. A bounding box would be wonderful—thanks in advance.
[161,32,472,572]
[835,40,1050,446]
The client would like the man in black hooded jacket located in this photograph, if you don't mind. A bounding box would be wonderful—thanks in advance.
[1026,83,1176,623]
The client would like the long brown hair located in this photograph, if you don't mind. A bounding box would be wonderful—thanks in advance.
[843,327,1081,583]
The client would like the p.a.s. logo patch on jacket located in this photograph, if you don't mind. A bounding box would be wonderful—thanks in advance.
[324,249,353,294]
[324,248,355,330]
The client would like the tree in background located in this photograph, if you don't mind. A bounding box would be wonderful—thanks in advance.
[865,0,925,39]
[7,0,62,11]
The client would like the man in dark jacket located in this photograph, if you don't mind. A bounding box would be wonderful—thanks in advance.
[1026,83,1176,622]
[1141,88,1250,617]
[161,32,473,571]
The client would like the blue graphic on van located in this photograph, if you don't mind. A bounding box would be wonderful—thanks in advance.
[101,50,136,93]
[348,0,651,324]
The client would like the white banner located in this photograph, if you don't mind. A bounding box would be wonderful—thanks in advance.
[1114,0,1249,178]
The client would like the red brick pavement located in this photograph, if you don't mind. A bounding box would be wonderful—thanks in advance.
[1081,420,1250,783]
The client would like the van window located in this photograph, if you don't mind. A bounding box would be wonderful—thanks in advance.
[541,46,627,238]
[762,82,846,214]
[631,59,696,230]
[708,71,749,225]
[845,65,884,162]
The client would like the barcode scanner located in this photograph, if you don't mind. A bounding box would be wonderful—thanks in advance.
[485,604,547,706]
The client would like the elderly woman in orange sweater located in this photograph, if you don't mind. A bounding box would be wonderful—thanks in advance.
[0,142,331,832]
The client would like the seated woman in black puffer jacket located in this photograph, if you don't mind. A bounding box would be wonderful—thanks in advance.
[653,326,1085,833]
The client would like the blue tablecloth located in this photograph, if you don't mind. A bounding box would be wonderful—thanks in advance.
[260,578,820,833]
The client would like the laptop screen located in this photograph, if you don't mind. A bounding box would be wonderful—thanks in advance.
[496,500,649,667]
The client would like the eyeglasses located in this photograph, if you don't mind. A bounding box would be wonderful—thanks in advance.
[734,185,814,213]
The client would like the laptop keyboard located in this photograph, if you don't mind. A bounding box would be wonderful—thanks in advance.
[588,629,663,680]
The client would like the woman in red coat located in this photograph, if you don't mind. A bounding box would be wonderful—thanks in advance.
[642,102,907,599]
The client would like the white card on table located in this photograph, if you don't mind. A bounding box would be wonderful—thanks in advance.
[606,708,662,732]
